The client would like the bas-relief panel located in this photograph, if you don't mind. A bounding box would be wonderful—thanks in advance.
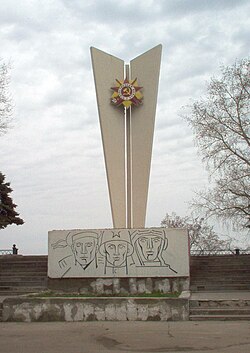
[48,228,189,278]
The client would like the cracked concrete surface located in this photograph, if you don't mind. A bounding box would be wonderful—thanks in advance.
[0,321,250,353]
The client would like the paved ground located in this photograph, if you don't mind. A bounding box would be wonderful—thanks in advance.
[1,292,250,353]
[0,321,250,353]
[190,291,250,300]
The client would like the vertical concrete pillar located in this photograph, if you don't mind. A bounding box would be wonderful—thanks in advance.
[91,47,126,228]
[130,45,162,227]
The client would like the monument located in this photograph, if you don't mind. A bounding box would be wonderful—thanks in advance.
[48,45,189,295]
[90,45,162,228]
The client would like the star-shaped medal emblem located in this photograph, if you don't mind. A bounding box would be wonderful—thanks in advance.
[111,78,143,109]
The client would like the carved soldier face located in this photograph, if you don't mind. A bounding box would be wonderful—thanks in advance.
[72,236,97,267]
[105,240,128,267]
[137,235,162,261]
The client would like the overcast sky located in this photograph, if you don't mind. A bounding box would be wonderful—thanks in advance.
[0,0,249,254]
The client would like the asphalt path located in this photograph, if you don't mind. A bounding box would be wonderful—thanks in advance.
[1,321,250,353]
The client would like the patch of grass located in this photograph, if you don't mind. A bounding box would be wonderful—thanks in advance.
[29,291,180,298]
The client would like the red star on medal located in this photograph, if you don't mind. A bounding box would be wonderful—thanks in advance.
[111,78,143,109]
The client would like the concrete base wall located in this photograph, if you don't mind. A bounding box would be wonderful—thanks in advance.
[48,277,189,295]
[2,297,189,322]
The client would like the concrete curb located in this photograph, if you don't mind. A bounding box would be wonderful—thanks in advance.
[2,296,189,322]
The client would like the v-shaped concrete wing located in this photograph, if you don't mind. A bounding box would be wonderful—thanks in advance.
[90,47,126,228]
[91,45,162,228]
[130,45,162,227]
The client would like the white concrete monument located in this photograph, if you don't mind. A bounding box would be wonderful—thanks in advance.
[91,45,162,228]
[48,45,190,286]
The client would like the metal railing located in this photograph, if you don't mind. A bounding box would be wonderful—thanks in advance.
[0,249,13,255]
[191,248,250,256]
[0,244,18,255]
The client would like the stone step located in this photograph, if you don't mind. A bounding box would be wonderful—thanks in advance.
[191,262,250,267]
[0,285,47,290]
[191,270,250,274]
[190,285,250,291]
[191,280,250,285]
[0,256,47,262]
[192,258,250,261]
[191,264,250,268]
[191,269,250,275]
[0,269,47,274]
[191,281,250,286]
[0,276,47,280]
[190,281,250,286]
[191,258,250,262]
[191,264,250,270]
[0,273,47,278]
[190,308,250,315]
[0,280,47,287]
[0,262,47,267]
[191,270,250,279]
[0,266,47,270]
[0,286,47,295]
[190,263,250,272]
[191,275,250,281]
[191,258,250,260]
[0,291,42,296]
[0,303,2,322]
[189,314,250,321]
[190,282,250,288]
[0,255,48,261]
[191,270,250,275]
[191,278,250,283]
[0,275,47,280]
[0,255,48,296]
[189,295,250,321]
[189,299,250,308]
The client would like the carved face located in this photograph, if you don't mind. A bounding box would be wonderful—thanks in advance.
[137,235,162,262]
[105,240,128,267]
[72,236,97,267]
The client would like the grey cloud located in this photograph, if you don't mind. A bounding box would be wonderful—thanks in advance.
[158,0,250,16]
[0,0,67,32]
[0,0,249,253]
[61,0,250,25]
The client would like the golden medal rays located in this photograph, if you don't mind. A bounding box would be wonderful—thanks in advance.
[111,78,143,109]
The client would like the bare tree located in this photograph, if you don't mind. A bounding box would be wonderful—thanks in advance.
[0,60,12,135]
[161,212,233,255]
[185,58,250,230]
